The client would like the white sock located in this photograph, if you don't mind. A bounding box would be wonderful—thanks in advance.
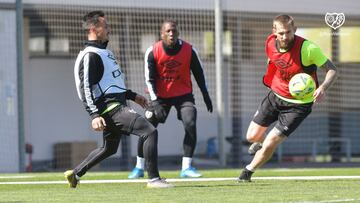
[75,175,80,180]
[182,157,192,170]
[136,156,145,169]
[245,164,255,172]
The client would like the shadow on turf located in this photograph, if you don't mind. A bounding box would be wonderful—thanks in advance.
[173,182,271,188]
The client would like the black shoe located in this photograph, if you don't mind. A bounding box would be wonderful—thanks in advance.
[248,142,262,155]
[238,168,254,182]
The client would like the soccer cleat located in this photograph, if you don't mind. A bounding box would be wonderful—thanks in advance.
[180,167,202,178]
[64,170,79,188]
[248,142,262,155]
[238,168,254,182]
[147,178,173,188]
[128,167,144,179]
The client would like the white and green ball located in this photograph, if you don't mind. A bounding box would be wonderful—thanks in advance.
[289,73,316,100]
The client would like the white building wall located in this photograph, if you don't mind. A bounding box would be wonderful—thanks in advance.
[25,58,100,161]
[0,9,19,172]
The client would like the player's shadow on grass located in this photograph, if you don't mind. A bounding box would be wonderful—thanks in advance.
[174,182,271,188]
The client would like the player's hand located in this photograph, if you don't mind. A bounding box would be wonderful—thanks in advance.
[313,86,326,103]
[134,94,149,109]
[92,116,106,131]
[152,100,167,122]
[202,92,213,113]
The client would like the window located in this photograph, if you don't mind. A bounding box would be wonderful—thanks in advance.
[29,36,46,54]
[296,28,332,60]
[49,38,69,54]
[203,30,232,57]
[339,27,360,63]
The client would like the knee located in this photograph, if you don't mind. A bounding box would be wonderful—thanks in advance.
[184,119,196,130]
[180,106,196,128]
[149,128,158,138]
[142,127,158,141]
[246,129,259,143]
[246,122,266,143]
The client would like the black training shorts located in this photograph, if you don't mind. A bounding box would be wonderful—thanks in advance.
[102,105,154,139]
[253,91,313,137]
[154,93,196,122]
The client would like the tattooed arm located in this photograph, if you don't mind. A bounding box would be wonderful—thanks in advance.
[313,60,338,103]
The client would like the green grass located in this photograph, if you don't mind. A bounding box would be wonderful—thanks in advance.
[0,168,359,202]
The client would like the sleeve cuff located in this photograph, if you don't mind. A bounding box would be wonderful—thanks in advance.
[126,90,137,101]
[90,112,100,119]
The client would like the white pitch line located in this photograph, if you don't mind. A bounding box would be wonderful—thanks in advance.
[291,198,360,203]
[255,176,360,180]
[1,176,360,185]
[0,176,34,179]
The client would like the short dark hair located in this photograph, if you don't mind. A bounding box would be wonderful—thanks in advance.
[161,19,178,31]
[273,14,295,28]
[82,10,105,32]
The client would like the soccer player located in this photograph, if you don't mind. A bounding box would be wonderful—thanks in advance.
[65,10,172,188]
[128,19,213,178]
[239,14,338,182]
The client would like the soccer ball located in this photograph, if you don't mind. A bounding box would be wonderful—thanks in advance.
[289,73,316,100]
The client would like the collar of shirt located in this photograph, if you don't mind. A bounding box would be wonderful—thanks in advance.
[162,39,182,56]
[85,40,108,49]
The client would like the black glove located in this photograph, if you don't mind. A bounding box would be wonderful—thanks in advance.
[202,92,213,113]
[151,100,167,123]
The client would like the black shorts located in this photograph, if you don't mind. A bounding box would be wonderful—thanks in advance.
[157,93,196,121]
[253,91,313,137]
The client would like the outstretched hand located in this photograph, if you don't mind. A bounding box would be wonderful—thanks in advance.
[203,92,213,113]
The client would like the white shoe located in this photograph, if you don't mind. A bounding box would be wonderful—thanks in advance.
[147,178,173,188]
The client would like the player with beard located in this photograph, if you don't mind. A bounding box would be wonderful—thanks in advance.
[65,10,172,188]
[239,14,338,182]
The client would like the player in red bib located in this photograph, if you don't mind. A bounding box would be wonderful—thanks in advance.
[128,19,213,178]
[239,14,338,182]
